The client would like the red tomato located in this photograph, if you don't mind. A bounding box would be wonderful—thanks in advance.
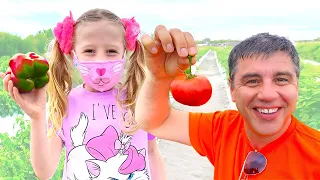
[170,74,212,106]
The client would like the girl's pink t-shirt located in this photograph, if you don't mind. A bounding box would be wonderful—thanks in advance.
[56,85,153,180]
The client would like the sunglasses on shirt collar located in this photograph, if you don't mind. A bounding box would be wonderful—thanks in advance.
[238,150,267,180]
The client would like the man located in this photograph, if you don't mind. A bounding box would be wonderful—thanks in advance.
[136,25,320,180]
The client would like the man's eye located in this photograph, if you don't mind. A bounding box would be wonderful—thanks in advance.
[277,78,288,82]
[247,79,259,84]
[276,78,289,85]
[245,79,260,87]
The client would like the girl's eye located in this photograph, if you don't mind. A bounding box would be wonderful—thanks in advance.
[84,49,95,53]
[107,49,118,54]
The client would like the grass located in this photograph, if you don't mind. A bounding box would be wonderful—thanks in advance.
[296,41,320,63]
[196,46,212,60]
[196,46,233,75]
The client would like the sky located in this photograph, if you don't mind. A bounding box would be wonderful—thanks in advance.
[0,0,319,41]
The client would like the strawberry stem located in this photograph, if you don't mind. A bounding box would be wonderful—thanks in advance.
[188,55,192,75]
[186,55,196,79]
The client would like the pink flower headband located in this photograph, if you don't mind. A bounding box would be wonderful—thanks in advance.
[53,11,140,54]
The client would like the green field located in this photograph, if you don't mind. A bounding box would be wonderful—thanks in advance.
[196,46,212,59]
[296,41,320,63]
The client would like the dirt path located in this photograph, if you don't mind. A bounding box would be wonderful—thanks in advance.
[157,50,236,180]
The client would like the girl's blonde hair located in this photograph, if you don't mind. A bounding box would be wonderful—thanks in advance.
[46,8,145,137]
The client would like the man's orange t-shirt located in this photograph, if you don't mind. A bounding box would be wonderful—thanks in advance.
[189,110,320,180]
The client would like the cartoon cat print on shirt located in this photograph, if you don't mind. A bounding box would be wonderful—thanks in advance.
[66,112,149,180]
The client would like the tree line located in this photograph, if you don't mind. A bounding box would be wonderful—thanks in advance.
[0,30,54,58]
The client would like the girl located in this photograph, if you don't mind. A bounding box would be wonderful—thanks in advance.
[0,8,166,180]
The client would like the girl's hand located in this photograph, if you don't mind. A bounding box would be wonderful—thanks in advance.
[141,25,197,80]
[0,71,47,121]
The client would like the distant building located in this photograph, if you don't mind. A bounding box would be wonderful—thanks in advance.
[210,42,239,47]
[197,43,208,46]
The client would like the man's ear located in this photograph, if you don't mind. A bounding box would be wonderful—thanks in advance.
[228,77,236,102]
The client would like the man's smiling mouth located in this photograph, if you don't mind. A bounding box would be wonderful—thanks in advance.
[253,107,283,121]
[255,108,279,114]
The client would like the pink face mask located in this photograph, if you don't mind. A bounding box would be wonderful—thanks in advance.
[72,51,126,92]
